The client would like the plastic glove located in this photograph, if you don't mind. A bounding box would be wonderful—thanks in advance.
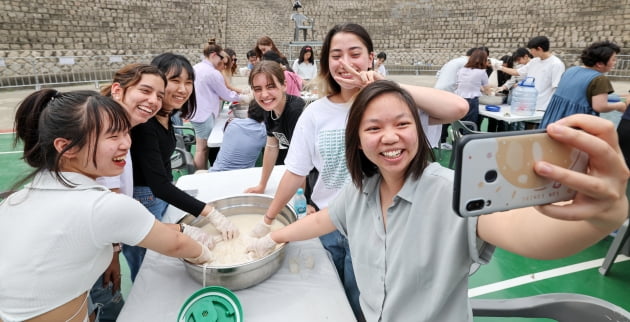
[491,60,503,70]
[238,93,253,105]
[184,241,215,265]
[206,208,240,240]
[182,224,222,249]
[249,217,271,238]
[246,234,278,259]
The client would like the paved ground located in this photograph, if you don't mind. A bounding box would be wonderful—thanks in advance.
[1,74,629,132]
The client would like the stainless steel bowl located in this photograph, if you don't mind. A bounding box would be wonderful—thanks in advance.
[178,194,296,290]
[479,94,506,105]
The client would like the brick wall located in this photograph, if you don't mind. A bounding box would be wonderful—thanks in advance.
[1,0,628,69]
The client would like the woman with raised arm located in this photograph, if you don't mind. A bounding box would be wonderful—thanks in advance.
[248,81,628,321]
[248,23,468,321]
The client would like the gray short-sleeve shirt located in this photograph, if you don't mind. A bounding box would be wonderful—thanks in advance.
[328,162,495,322]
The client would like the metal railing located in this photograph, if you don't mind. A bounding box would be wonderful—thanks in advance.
[1,53,629,90]
[387,53,630,79]
[0,53,202,90]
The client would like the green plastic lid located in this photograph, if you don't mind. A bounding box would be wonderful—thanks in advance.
[177,286,243,322]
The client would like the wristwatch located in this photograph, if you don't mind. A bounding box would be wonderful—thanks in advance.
[113,243,122,253]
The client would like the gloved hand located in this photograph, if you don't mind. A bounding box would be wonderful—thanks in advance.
[245,234,278,259]
[206,208,240,240]
[249,217,271,238]
[492,60,504,71]
[182,224,222,249]
[238,93,253,105]
[184,241,215,265]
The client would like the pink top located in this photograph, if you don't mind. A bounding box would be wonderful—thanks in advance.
[284,70,303,96]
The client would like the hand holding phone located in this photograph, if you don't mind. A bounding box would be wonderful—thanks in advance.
[453,130,589,217]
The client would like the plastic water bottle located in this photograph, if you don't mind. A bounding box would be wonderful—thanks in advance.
[293,188,307,219]
[510,77,538,116]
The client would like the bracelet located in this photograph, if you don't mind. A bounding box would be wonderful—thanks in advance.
[179,223,185,233]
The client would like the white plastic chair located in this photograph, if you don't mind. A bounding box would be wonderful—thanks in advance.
[291,13,314,41]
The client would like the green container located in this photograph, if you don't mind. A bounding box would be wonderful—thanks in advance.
[177,286,243,322]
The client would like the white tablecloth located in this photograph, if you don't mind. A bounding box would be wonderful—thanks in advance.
[479,104,544,124]
[117,166,355,322]
[207,108,230,148]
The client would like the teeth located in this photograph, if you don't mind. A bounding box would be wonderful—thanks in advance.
[113,156,125,161]
[382,150,401,158]
[137,105,153,113]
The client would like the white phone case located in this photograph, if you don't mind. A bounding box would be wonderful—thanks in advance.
[453,130,589,217]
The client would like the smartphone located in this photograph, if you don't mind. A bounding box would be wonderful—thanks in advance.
[452,129,589,217]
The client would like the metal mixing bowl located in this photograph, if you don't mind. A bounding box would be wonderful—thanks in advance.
[479,94,506,105]
[177,194,296,290]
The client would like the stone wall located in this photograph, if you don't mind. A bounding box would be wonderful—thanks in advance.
[1,0,629,81]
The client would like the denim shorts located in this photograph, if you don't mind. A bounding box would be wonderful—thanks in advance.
[133,186,168,221]
[190,114,216,140]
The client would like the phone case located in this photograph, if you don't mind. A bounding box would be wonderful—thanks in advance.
[452,130,589,217]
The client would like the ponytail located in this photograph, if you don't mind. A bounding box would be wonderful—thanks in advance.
[14,89,58,169]
[203,38,223,58]
[12,90,130,189]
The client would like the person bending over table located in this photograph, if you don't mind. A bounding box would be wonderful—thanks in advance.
[0,90,217,322]
[128,54,239,282]
[539,41,628,129]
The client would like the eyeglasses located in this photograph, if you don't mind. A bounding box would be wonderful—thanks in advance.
[233,58,238,62]
[216,52,224,60]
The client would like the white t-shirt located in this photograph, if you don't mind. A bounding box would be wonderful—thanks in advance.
[377,64,387,76]
[285,96,430,208]
[292,59,318,80]
[517,55,565,111]
[95,153,133,196]
[455,68,489,99]
[285,97,351,208]
[434,56,468,93]
[0,171,155,321]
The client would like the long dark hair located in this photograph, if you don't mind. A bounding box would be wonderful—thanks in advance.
[13,90,130,188]
[345,80,434,191]
[319,23,374,97]
[298,45,314,64]
[150,53,198,119]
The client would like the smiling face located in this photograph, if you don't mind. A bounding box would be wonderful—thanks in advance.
[163,68,193,113]
[328,32,374,91]
[61,118,131,179]
[251,73,286,112]
[358,93,418,180]
[112,74,164,127]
